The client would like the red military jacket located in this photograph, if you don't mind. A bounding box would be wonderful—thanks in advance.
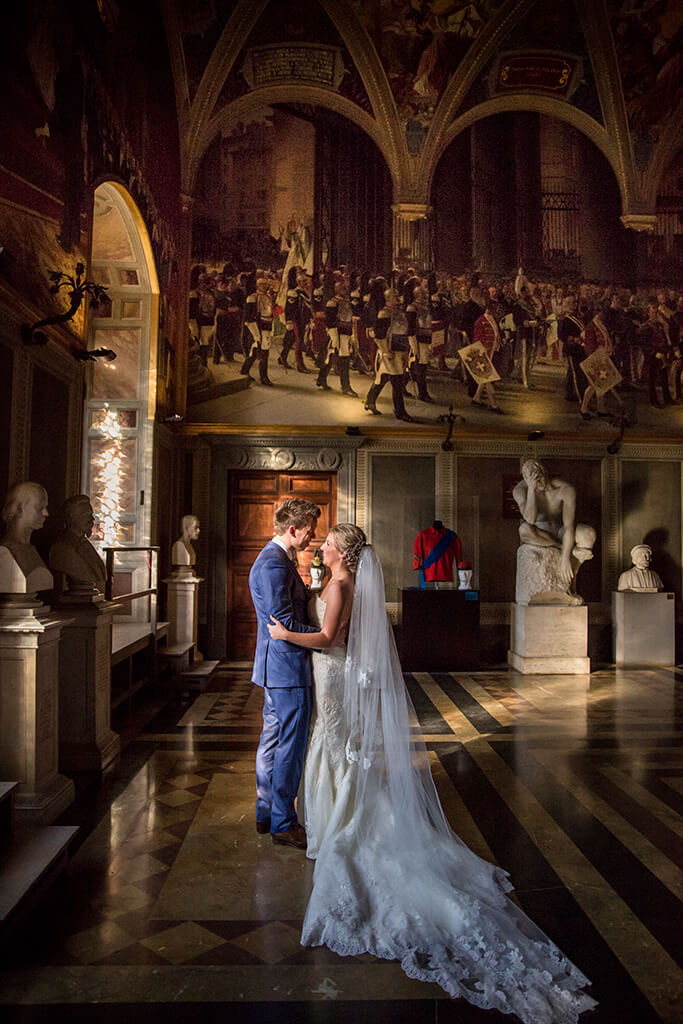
[413,526,462,583]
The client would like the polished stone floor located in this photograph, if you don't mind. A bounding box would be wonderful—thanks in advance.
[2,665,682,1023]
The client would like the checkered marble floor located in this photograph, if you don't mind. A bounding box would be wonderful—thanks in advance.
[1,665,682,1023]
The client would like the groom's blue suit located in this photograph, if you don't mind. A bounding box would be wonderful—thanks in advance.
[249,539,317,834]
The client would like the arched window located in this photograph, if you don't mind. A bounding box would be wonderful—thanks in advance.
[83,182,159,601]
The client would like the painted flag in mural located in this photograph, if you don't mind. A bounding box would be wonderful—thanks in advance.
[459,340,500,384]
[580,349,622,396]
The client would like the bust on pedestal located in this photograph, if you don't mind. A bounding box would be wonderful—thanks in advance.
[0,482,74,822]
[49,494,107,599]
[166,514,204,666]
[508,460,594,674]
[617,545,663,593]
[49,495,120,772]
[613,543,674,666]
[171,514,200,575]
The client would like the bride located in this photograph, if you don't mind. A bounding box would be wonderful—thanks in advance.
[268,526,597,1024]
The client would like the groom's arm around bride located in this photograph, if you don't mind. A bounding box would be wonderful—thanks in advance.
[248,498,321,850]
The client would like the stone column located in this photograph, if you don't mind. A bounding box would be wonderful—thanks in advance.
[513,112,543,271]
[55,584,120,772]
[392,202,433,271]
[0,596,75,823]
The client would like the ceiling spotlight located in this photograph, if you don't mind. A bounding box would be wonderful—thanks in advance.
[74,347,117,362]
[527,430,544,441]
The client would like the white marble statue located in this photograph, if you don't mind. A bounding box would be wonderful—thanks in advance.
[49,494,107,594]
[512,459,596,606]
[0,481,53,593]
[172,514,199,569]
[457,563,473,590]
[617,544,663,593]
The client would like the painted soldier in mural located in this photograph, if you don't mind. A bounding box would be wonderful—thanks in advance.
[326,281,358,397]
[364,287,413,422]
[406,285,434,403]
[241,276,275,386]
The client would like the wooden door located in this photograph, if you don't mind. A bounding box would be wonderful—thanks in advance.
[227,471,337,660]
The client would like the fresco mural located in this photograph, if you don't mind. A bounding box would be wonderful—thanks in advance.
[351,0,505,122]
[609,0,683,135]
[183,258,683,441]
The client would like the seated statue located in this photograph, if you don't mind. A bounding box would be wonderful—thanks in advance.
[0,481,53,593]
[172,514,200,571]
[49,494,106,595]
[512,459,596,605]
[617,544,663,593]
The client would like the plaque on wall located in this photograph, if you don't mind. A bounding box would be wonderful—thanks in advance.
[490,52,582,99]
[502,474,522,519]
[242,43,346,92]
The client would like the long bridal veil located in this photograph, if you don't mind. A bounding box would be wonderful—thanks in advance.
[302,546,596,1024]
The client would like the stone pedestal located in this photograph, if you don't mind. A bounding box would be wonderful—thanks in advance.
[56,586,120,772]
[612,591,675,667]
[0,597,75,823]
[508,603,590,674]
[166,569,203,659]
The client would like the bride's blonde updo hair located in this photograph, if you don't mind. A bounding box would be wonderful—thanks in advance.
[329,523,367,575]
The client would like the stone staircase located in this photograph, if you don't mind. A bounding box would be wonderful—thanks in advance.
[0,782,77,947]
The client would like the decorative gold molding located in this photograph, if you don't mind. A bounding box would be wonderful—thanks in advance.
[620,214,657,232]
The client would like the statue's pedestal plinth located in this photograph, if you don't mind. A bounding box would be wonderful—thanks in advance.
[508,603,590,674]
[56,586,121,772]
[0,596,75,823]
[165,569,203,661]
[612,591,675,666]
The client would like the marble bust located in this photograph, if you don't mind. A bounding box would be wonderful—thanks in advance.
[0,481,53,593]
[617,545,663,593]
[512,458,596,605]
[172,514,199,570]
[49,494,107,595]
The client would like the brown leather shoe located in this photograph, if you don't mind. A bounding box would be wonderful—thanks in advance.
[271,822,307,850]
[256,820,270,835]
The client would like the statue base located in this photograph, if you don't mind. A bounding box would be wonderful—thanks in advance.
[165,572,204,662]
[0,597,75,823]
[56,593,121,772]
[612,591,675,666]
[508,603,590,674]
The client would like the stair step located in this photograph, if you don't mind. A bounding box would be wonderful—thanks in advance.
[162,642,195,658]
[0,826,78,923]
[180,659,219,679]
[178,659,219,694]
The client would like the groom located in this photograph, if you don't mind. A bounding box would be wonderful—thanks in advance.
[249,497,321,850]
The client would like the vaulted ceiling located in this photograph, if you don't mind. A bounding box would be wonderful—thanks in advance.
[160,0,682,225]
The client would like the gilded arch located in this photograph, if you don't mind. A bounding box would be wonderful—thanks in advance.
[427,96,627,210]
[191,85,400,197]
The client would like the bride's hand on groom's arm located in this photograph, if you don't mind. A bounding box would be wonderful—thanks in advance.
[268,615,289,641]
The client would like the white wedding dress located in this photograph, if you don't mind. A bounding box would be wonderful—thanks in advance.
[300,550,597,1024]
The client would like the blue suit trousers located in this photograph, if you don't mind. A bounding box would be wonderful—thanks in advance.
[255,685,312,834]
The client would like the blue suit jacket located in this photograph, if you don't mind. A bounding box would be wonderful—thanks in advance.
[248,540,318,687]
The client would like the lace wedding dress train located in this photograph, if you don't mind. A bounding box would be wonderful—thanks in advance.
[300,551,597,1024]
